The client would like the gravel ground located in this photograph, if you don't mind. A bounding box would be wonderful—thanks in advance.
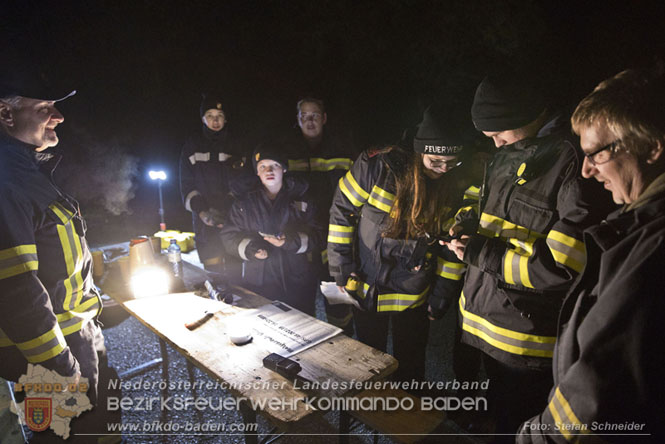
[98,248,484,444]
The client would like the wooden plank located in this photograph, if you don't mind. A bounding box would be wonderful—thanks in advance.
[348,388,446,444]
[100,259,397,427]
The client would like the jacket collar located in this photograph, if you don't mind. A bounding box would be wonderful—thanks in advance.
[511,112,568,151]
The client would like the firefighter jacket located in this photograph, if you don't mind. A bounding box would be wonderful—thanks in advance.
[179,125,248,220]
[327,147,476,314]
[456,114,612,369]
[0,134,101,380]
[517,173,665,444]
[282,128,358,267]
[220,176,323,312]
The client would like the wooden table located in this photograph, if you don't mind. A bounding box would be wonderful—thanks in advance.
[99,256,398,442]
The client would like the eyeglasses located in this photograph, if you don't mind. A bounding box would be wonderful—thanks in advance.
[428,159,462,169]
[298,112,323,122]
[584,140,621,166]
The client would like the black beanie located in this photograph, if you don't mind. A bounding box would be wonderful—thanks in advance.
[200,93,225,118]
[413,105,465,155]
[252,144,288,173]
[471,73,546,132]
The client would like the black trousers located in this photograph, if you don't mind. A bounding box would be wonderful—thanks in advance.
[353,304,430,383]
[483,353,553,443]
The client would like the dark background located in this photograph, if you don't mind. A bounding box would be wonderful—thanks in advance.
[3,0,665,245]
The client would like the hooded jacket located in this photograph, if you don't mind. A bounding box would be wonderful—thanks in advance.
[457,114,612,369]
[327,147,476,313]
[517,174,665,443]
[0,133,101,380]
[220,176,323,312]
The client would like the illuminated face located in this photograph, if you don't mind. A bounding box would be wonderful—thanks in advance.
[579,121,645,204]
[482,126,533,148]
[256,159,285,189]
[297,101,326,140]
[7,98,64,151]
[202,109,226,131]
[421,154,461,179]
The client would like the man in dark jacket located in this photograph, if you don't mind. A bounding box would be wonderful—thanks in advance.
[179,93,249,274]
[282,98,359,329]
[220,146,323,315]
[517,67,665,443]
[445,71,613,441]
[0,73,111,441]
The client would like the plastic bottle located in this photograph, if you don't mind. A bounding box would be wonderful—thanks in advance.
[167,239,184,280]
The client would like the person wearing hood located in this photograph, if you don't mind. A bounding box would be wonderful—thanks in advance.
[444,70,614,442]
[179,93,249,275]
[220,146,323,315]
[327,104,478,383]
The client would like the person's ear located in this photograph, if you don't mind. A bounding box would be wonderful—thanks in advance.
[0,102,15,128]
[646,140,664,164]
[201,115,207,125]
[322,112,328,125]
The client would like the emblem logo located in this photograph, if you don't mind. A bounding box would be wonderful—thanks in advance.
[25,398,52,432]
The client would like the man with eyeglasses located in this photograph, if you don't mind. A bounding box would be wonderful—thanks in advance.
[444,69,612,442]
[517,66,665,443]
[282,97,359,331]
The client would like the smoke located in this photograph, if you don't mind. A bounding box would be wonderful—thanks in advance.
[56,133,140,216]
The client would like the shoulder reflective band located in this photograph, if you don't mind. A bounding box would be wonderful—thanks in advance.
[546,230,586,273]
[189,152,211,164]
[0,245,38,280]
[437,258,466,280]
[547,387,592,441]
[368,185,395,213]
[459,293,556,357]
[289,157,353,172]
[339,171,369,207]
[50,203,85,311]
[328,224,355,244]
[377,286,429,312]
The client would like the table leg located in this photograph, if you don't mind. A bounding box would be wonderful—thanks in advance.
[159,338,169,381]
[339,410,350,444]
[239,400,259,444]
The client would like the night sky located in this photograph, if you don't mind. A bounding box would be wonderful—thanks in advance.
[3,0,665,243]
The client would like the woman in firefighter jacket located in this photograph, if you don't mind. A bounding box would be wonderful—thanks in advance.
[327,106,477,382]
[518,67,665,443]
[220,146,323,315]
[179,93,249,274]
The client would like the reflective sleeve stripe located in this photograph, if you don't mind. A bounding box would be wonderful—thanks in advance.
[0,245,39,280]
[184,190,201,212]
[321,249,328,264]
[504,250,534,288]
[56,295,101,336]
[377,286,429,312]
[238,238,251,261]
[338,171,369,207]
[459,293,556,357]
[547,387,592,440]
[463,186,480,201]
[546,230,586,273]
[479,213,546,241]
[327,224,355,244]
[288,157,354,172]
[219,153,232,161]
[15,326,67,363]
[296,232,308,254]
[188,152,211,164]
[368,185,395,213]
[436,258,466,280]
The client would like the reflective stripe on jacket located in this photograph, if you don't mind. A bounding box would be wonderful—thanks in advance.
[0,134,101,377]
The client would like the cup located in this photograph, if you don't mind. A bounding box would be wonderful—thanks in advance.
[129,238,154,273]
[117,256,131,282]
[91,250,104,278]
